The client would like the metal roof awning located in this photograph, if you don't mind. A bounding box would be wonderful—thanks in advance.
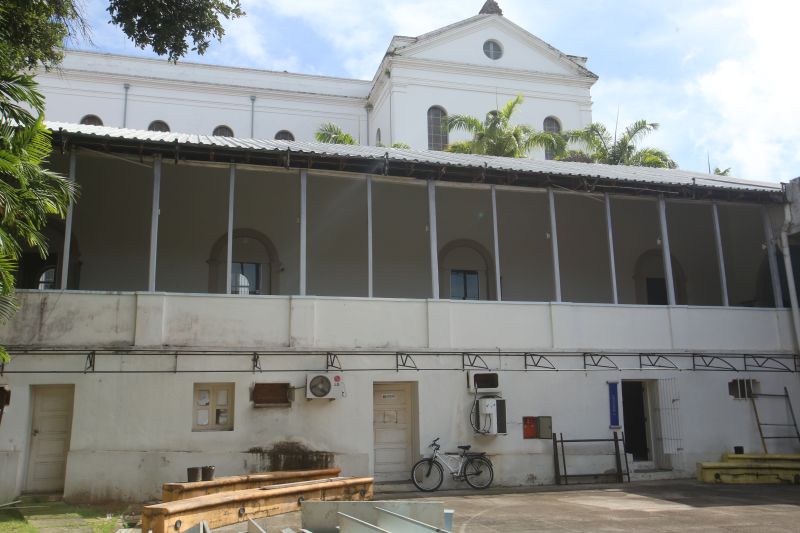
[47,122,785,203]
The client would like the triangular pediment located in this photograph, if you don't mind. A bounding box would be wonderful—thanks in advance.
[391,15,595,79]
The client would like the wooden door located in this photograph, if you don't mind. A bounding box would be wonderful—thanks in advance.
[26,385,74,493]
[373,383,414,482]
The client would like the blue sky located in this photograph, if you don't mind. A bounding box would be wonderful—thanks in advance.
[74,0,799,182]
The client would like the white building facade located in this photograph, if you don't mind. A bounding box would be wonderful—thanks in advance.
[0,2,799,504]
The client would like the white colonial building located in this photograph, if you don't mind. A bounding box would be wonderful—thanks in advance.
[1,1,799,503]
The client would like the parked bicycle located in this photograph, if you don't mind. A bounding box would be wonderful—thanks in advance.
[411,437,494,491]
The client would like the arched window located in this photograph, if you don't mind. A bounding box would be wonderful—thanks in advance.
[274,130,294,141]
[483,39,503,60]
[439,239,497,301]
[543,116,561,160]
[633,249,687,305]
[213,125,234,137]
[80,114,103,126]
[427,106,448,151]
[148,120,170,132]
[37,267,56,290]
[375,128,382,146]
[208,229,281,295]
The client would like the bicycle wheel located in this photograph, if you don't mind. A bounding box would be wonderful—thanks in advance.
[411,459,444,492]
[464,456,493,489]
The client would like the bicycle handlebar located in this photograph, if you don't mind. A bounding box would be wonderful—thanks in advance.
[430,437,440,449]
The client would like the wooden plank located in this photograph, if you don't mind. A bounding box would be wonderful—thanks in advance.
[144,477,373,533]
[163,468,341,502]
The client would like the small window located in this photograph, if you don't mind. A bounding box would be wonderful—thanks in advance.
[148,120,170,132]
[274,130,295,141]
[376,128,381,145]
[232,262,261,295]
[451,270,480,300]
[427,106,448,151]
[543,116,561,160]
[80,114,103,126]
[729,379,757,399]
[193,383,234,431]
[483,40,503,60]
[213,125,234,137]
[37,267,56,290]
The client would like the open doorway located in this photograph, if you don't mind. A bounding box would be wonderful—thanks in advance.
[622,381,650,462]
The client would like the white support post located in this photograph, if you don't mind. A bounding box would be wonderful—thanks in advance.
[491,185,502,301]
[60,149,76,290]
[604,193,619,305]
[299,169,307,296]
[148,155,162,292]
[226,163,236,294]
[428,180,439,299]
[711,203,729,307]
[548,188,561,302]
[763,207,784,307]
[658,196,676,306]
[367,175,374,298]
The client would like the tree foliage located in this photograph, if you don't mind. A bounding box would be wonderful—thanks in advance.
[557,120,677,168]
[714,167,731,176]
[445,95,557,158]
[107,0,244,62]
[315,123,356,145]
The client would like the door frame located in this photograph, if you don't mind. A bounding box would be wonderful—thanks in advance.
[25,384,75,494]
[372,381,420,479]
[621,379,655,463]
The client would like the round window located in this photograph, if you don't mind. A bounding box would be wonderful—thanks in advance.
[483,40,503,60]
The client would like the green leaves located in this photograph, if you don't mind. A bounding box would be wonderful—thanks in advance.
[107,0,244,62]
[315,123,357,145]
[557,120,676,168]
[444,95,558,158]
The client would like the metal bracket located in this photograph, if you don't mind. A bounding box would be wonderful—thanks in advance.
[524,353,556,371]
[639,354,678,370]
[252,353,262,373]
[395,353,418,371]
[692,354,738,371]
[744,355,792,373]
[583,353,619,370]
[326,352,342,371]
[84,351,96,373]
[462,353,489,370]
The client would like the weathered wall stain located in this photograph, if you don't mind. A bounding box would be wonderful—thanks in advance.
[248,441,333,472]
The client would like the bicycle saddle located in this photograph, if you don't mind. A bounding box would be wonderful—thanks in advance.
[458,445,471,451]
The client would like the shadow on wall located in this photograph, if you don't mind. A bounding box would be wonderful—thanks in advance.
[248,441,333,472]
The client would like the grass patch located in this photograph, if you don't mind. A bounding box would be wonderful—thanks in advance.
[1,501,127,533]
[0,509,36,533]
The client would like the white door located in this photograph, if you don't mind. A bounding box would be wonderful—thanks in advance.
[26,385,74,493]
[373,383,414,482]
[653,377,683,469]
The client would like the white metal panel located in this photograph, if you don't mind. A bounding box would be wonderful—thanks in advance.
[656,377,683,456]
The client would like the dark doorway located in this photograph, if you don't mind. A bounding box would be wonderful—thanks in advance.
[622,381,649,461]
[646,278,668,305]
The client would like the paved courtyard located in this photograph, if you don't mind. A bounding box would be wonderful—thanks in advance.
[246,480,800,532]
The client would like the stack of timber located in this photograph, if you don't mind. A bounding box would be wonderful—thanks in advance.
[142,471,373,533]
[697,453,800,484]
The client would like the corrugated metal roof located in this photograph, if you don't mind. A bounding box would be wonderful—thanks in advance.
[48,122,782,193]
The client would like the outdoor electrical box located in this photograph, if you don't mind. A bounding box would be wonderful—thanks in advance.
[476,398,507,435]
[251,383,293,407]
[467,371,501,393]
[523,416,553,439]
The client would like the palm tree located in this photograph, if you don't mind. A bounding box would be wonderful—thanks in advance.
[315,123,356,145]
[445,95,557,158]
[557,120,677,168]
[0,70,77,361]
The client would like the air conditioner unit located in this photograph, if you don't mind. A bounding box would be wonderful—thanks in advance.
[475,397,507,435]
[306,373,346,400]
[467,371,501,393]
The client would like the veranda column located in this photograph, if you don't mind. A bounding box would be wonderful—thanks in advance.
[147,154,162,292]
[657,196,676,306]
[547,188,562,302]
[763,207,784,307]
[604,193,619,304]
[428,180,439,299]
[367,175,374,298]
[711,203,730,306]
[299,169,308,296]
[491,185,502,301]
[225,163,236,294]
[60,149,76,290]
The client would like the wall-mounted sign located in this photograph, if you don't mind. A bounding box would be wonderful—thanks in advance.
[608,381,620,428]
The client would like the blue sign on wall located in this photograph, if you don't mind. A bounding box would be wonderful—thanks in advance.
[608,381,620,428]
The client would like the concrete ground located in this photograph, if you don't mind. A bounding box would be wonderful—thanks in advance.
[230,480,800,532]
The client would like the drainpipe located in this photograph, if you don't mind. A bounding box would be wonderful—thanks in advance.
[780,202,800,353]
[250,95,256,138]
[365,103,373,146]
[122,83,130,127]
